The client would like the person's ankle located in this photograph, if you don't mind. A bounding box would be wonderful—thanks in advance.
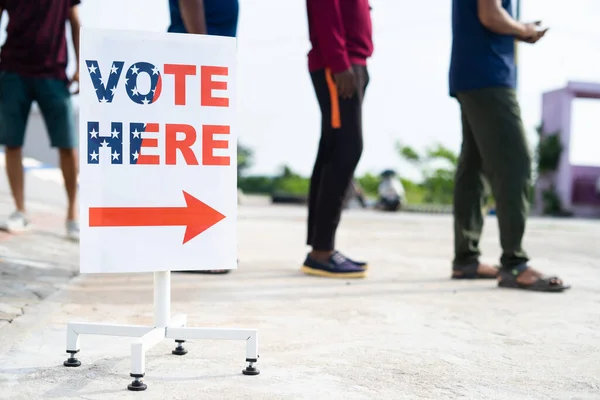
[310,250,333,262]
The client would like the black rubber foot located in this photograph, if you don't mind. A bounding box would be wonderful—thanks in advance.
[64,358,81,367]
[128,380,147,391]
[242,365,260,376]
[172,347,187,356]
[172,340,187,356]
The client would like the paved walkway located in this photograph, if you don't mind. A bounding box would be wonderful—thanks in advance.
[0,190,78,332]
[0,200,599,399]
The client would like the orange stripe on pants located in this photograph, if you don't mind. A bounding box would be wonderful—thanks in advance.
[325,68,341,129]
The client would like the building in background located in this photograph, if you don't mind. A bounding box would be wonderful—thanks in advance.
[534,81,600,218]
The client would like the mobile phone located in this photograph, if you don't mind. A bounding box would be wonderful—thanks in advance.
[535,25,549,32]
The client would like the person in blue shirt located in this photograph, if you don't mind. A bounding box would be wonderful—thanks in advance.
[168,0,239,37]
[449,0,569,292]
[169,0,239,274]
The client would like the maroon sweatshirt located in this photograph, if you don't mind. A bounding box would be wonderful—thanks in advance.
[0,0,80,81]
[306,0,373,74]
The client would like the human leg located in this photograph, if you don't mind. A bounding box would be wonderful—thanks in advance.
[302,65,369,278]
[451,100,497,279]
[457,88,530,267]
[5,148,25,213]
[310,66,367,252]
[458,88,568,290]
[306,69,333,247]
[0,72,33,231]
[32,77,79,238]
[59,148,78,222]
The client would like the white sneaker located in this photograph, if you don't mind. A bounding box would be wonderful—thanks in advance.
[66,219,80,241]
[3,211,30,233]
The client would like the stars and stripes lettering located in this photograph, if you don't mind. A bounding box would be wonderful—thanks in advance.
[87,122,124,164]
[84,61,229,107]
[130,123,160,165]
[125,62,163,105]
[85,61,233,166]
[85,60,125,103]
[86,122,231,166]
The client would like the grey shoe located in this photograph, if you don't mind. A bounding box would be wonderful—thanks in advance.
[3,211,31,233]
[66,219,80,241]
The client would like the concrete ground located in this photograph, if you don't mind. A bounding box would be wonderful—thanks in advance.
[0,174,599,399]
[0,173,79,330]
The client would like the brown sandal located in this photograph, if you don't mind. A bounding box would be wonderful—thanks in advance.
[498,265,570,292]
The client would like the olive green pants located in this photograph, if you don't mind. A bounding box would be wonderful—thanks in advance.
[453,87,531,268]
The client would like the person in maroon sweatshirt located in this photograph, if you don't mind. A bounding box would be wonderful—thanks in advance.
[301,0,373,279]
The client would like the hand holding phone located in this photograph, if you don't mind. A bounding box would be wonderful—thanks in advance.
[519,21,548,44]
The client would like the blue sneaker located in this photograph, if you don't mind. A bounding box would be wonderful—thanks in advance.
[334,250,368,270]
[301,252,367,279]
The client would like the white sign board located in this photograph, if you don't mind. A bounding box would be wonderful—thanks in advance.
[79,28,237,274]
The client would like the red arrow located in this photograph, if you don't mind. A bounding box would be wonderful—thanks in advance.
[89,191,226,244]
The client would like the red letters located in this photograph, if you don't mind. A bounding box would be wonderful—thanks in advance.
[201,66,229,107]
[137,123,160,165]
[164,64,197,105]
[166,124,199,165]
[152,75,163,103]
[202,125,230,166]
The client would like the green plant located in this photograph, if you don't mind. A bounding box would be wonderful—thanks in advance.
[400,178,425,204]
[535,125,563,174]
[397,141,459,205]
[273,175,310,195]
[422,168,455,204]
[356,173,379,197]
[272,165,310,195]
[535,124,566,214]
[398,145,420,163]
[541,187,563,216]
[426,144,458,167]
[237,142,253,177]
[238,176,275,194]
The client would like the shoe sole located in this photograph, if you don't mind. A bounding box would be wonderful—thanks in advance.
[300,265,367,279]
[4,224,32,233]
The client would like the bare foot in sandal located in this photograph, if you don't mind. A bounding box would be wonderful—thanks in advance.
[452,262,498,279]
[498,265,570,292]
[514,267,544,285]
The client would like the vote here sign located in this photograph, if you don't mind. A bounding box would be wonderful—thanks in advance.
[79,28,237,274]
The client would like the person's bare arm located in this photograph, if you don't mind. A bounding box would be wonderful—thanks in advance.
[179,0,207,34]
[68,5,81,93]
[478,0,536,37]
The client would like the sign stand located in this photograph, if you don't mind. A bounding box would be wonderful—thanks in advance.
[71,27,252,391]
[63,271,260,391]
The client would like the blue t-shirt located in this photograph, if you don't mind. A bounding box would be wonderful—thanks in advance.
[449,0,516,96]
[167,0,239,37]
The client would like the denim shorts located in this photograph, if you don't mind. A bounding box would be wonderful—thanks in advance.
[0,71,76,149]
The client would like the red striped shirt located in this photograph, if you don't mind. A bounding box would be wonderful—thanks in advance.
[0,0,81,81]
